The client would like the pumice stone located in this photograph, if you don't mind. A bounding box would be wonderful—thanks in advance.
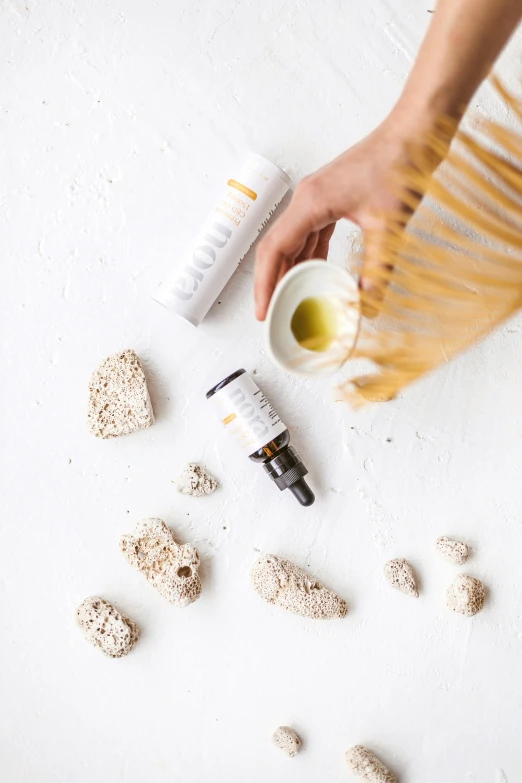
[446,574,485,617]
[176,463,218,497]
[383,558,419,597]
[76,597,139,658]
[250,554,347,619]
[120,518,202,607]
[436,536,469,565]
[345,745,397,783]
[87,349,154,438]
[272,726,302,757]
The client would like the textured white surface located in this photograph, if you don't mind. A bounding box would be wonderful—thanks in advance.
[2,1,522,782]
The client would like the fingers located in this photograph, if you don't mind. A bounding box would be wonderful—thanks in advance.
[315,223,336,259]
[254,237,291,322]
[358,201,415,317]
[359,218,395,318]
[254,206,313,320]
[274,258,292,288]
[295,231,320,263]
[254,179,333,320]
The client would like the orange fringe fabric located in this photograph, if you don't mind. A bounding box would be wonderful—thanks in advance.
[342,76,522,407]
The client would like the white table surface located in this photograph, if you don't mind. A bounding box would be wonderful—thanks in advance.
[2,2,522,781]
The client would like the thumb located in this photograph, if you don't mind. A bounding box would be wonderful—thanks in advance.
[255,179,333,320]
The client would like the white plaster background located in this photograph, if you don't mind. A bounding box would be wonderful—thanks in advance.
[2,1,522,781]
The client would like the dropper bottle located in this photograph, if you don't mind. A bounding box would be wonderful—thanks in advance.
[206,369,315,506]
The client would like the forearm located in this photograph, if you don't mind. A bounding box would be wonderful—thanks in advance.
[254,0,522,318]
[392,0,522,126]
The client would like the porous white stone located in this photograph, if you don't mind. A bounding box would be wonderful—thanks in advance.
[446,574,485,617]
[383,558,418,597]
[87,349,154,439]
[251,554,347,619]
[120,518,201,607]
[436,536,469,565]
[76,596,139,658]
[272,726,302,757]
[345,745,397,783]
[176,463,218,497]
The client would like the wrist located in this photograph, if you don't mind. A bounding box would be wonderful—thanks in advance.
[389,89,463,134]
[375,98,455,178]
[383,86,464,156]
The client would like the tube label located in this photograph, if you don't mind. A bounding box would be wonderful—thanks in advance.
[209,373,287,454]
[152,153,291,325]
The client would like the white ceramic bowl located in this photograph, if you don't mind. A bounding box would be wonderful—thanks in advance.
[264,260,360,378]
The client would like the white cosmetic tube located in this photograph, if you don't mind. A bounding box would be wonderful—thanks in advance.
[152,152,291,326]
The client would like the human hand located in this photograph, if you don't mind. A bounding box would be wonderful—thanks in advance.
[254,0,522,321]
[254,114,435,321]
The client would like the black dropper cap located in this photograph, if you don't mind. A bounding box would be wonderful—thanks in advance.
[289,479,315,507]
[262,446,315,507]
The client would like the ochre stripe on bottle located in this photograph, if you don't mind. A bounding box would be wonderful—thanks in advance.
[227,179,257,201]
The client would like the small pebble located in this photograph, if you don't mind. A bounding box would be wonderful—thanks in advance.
[345,745,397,782]
[76,597,139,658]
[273,726,301,757]
[383,558,418,597]
[175,463,218,497]
[436,536,469,565]
[446,574,485,616]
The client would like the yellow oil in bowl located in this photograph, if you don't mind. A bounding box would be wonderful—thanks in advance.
[290,296,339,352]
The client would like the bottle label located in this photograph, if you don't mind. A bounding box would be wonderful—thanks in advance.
[153,153,291,324]
[209,373,287,454]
